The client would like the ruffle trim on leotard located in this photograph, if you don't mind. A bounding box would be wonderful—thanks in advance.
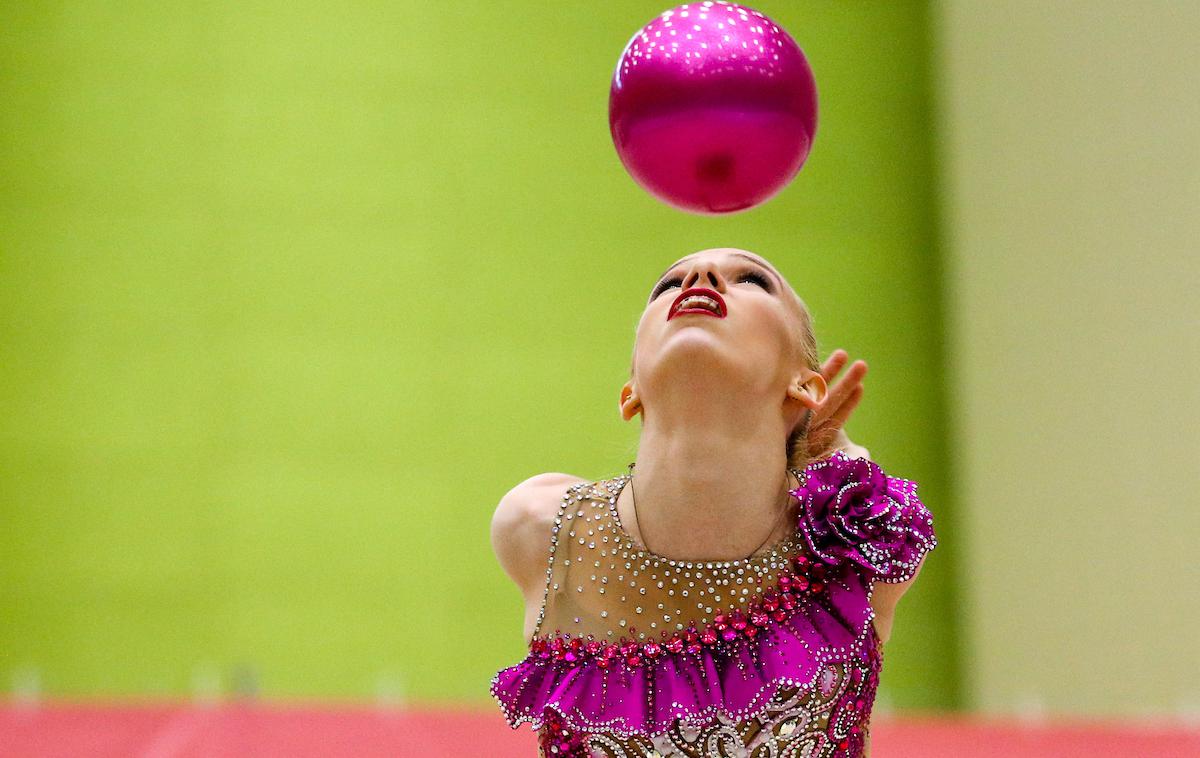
[489,450,937,739]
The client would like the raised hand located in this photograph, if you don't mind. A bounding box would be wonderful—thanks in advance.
[804,349,872,462]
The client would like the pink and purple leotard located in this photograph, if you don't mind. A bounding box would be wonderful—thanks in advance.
[491,450,937,757]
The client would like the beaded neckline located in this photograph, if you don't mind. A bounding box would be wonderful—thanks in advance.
[493,450,939,755]
[605,469,808,570]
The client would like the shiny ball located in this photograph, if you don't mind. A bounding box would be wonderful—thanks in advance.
[609,2,818,215]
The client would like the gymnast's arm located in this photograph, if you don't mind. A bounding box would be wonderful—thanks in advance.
[844,444,927,644]
[490,472,587,639]
[845,444,928,758]
[862,554,926,758]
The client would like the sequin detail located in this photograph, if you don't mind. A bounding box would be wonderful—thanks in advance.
[491,451,936,758]
[791,453,936,582]
[531,553,829,668]
[535,630,882,757]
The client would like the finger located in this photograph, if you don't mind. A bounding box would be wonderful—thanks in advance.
[813,383,862,432]
[840,359,868,386]
[825,384,864,430]
[819,349,848,383]
[805,353,844,426]
[824,360,867,406]
[811,359,867,424]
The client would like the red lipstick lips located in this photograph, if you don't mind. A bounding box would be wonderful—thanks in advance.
[668,287,727,320]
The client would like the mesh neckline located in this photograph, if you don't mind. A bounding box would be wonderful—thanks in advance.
[603,469,807,570]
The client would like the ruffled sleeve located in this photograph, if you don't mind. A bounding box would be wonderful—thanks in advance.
[788,450,937,583]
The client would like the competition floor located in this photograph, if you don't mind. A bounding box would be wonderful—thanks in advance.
[2,701,1198,757]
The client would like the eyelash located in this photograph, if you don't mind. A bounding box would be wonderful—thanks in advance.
[651,270,771,299]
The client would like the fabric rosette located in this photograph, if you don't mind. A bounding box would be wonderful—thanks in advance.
[789,450,936,583]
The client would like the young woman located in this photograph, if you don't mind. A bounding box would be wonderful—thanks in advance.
[490,248,937,757]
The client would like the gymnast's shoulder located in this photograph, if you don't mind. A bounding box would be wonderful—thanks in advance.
[490,472,589,595]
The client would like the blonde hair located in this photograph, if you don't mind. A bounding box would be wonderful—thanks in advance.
[627,268,822,472]
[783,288,821,470]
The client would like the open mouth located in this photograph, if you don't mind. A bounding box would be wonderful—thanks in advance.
[668,288,726,320]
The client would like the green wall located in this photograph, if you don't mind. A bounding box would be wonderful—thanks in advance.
[1,1,960,709]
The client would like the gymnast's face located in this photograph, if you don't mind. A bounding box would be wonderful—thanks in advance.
[621,247,813,419]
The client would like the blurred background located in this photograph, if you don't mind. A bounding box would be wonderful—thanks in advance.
[1,1,1196,756]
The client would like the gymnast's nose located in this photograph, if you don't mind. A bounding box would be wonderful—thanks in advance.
[680,262,725,292]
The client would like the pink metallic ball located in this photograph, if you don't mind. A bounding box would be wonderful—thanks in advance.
[609,2,818,215]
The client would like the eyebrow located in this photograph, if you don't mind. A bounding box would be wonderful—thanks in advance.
[654,252,783,290]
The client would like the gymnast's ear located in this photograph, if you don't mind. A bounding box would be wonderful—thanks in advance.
[786,369,827,411]
[619,381,642,421]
